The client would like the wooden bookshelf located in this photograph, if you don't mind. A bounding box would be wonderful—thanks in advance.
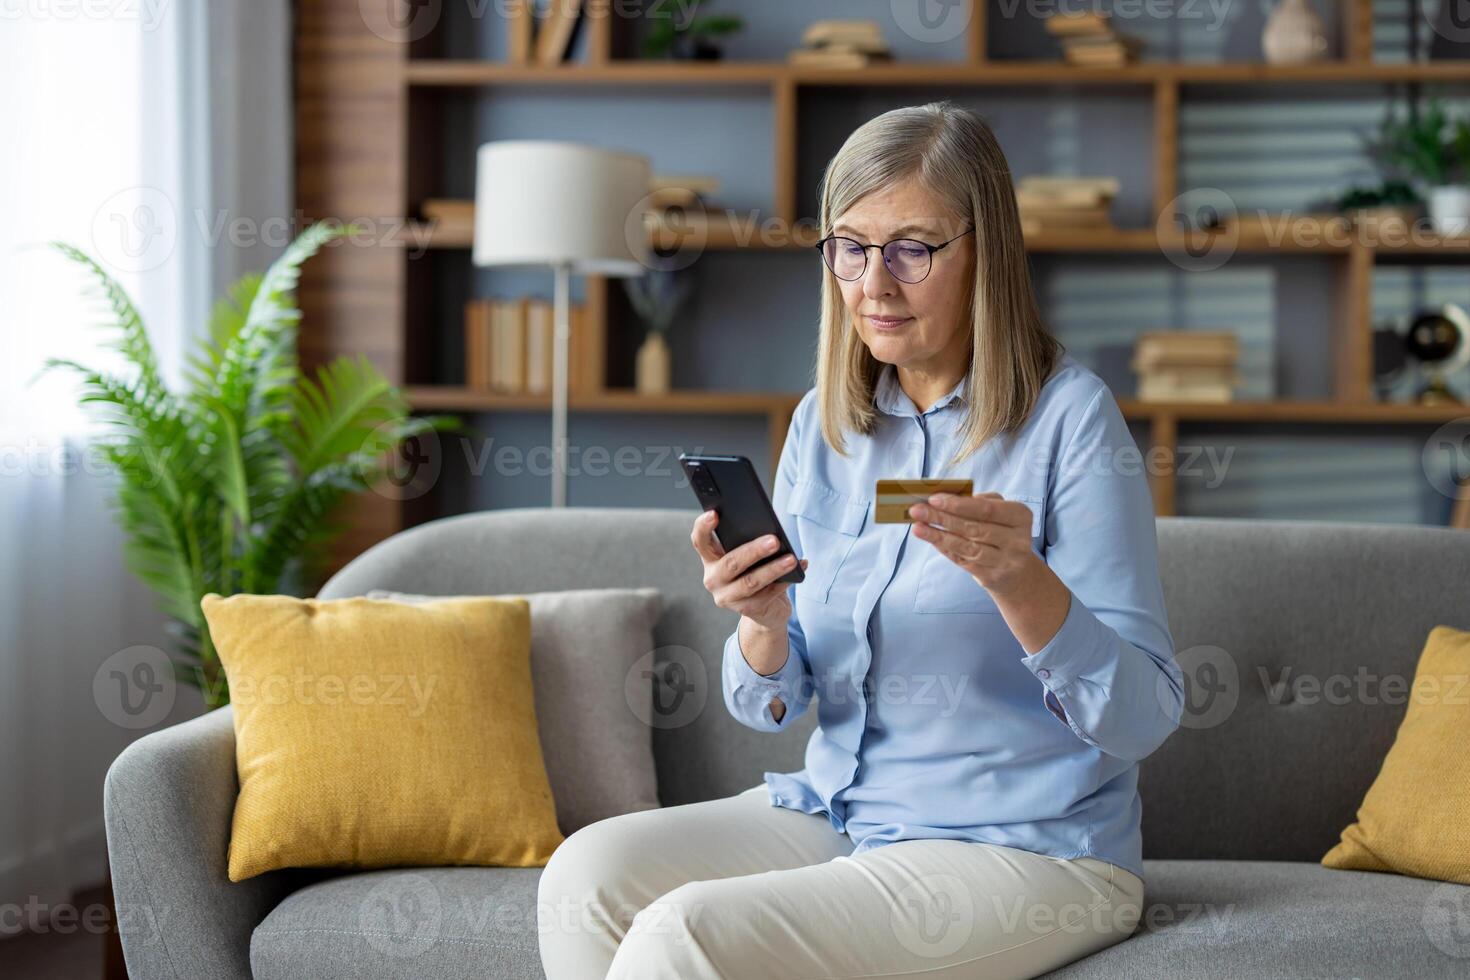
[295,0,1470,572]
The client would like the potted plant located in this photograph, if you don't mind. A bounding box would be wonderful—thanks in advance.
[1365,94,1470,236]
[641,0,743,61]
[41,222,457,708]
[622,263,693,395]
[1332,179,1423,239]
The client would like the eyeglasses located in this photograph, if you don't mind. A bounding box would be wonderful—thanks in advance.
[814,226,975,284]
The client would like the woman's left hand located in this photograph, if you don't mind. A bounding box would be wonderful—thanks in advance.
[909,492,1040,599]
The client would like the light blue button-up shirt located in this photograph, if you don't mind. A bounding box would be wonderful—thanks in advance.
[721,351,1183,883]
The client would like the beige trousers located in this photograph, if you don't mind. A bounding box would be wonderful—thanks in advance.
[537,783,1145,979]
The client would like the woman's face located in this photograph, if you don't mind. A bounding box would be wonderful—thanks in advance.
[830,176,975,376]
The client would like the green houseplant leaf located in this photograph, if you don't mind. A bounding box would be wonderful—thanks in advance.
[41,221,460,709]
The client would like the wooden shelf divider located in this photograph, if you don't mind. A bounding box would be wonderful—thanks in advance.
[403,59,1470,89]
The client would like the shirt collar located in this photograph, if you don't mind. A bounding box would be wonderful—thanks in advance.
[873,361,969,418]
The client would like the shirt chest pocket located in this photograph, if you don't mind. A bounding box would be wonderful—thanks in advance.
[788,479,868,604]
[912,493,1046,614]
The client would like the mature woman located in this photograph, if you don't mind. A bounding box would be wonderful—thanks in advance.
[538,100,1183,980]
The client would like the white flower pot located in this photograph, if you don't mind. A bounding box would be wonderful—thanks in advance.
[1428,186,1470,237]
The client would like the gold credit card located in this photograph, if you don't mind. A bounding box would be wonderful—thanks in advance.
[875,479,973,523]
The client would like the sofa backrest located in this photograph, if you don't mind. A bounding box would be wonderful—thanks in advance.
[320,508,1470,864]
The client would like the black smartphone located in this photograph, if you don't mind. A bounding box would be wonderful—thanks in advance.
[679,453,804,585]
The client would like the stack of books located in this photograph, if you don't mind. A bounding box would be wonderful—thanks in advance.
[1045,12,1144,67]
[1131,332,1242,402]
[465,296,585,394]
[644,174,722,239]
[1015,176,1118,235]
[788,20,893,68]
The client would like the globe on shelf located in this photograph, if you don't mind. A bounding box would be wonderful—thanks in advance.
[1405,303,1470,405]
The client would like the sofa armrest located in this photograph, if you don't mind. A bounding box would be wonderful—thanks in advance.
[103,706,300,980]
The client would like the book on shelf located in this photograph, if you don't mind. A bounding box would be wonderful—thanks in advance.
[1136,364,1245,385]
[1015,175,1117,233]
[1020,208,1111,230]
[423,198,475,241]
[463,295,573,394]
[801,19,888,52]
[788,47,893,68]
[1017,176,1121,196]
[1044,11,1144,65]
[492,297,527,393]
[1132,330,1239,365]
[1131,330,1241,401]
[646,175,720,211]
[524,298,552,395]
[534,0,584,66]
[1043,11,1114,37]
[1016,186,1110,210]
[1062,37,1144,67]
[464,299,490,391]
[1136,377,1237,403]
[508,0,534,65]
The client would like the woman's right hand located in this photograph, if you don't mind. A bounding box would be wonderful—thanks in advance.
[691,509,808,630]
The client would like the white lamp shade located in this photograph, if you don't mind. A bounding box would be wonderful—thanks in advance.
[472,140,652,277]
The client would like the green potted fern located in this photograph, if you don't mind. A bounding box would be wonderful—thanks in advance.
[43,222,456,709]
[1365,94,1470,236]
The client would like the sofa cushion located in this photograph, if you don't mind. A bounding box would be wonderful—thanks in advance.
[250,867,545,980]
[367,587,664,835]
[1323,624,1470,884]
[252,860,1470,979]
[1041,860,1470,978]
[202,593,563,882]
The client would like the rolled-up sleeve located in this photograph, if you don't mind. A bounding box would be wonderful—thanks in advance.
[720,391,816,733]
[722,619,812,732]
[1019,384,1184,762]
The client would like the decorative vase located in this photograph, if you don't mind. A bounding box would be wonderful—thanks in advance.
[1427,186,1470,237]
[636,331,671,395]
[1262,0,1328,64]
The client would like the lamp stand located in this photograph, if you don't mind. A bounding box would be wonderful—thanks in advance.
[551,261,571,508]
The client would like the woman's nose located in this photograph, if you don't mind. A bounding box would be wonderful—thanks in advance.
[861,253,899,298]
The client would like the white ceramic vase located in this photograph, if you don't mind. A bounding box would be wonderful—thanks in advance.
[1262,0,1328,64]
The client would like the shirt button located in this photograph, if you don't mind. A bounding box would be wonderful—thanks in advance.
[1038,668,1051,679]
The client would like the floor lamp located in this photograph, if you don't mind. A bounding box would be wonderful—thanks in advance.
[472,140,651,507]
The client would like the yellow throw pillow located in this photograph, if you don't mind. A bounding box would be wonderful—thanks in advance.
[1322,624,1470,884]
[201,592,564,882]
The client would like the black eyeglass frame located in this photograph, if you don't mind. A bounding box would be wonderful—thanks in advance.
[813,226,976,283]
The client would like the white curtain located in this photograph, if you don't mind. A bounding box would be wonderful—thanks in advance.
[0,1,292,912]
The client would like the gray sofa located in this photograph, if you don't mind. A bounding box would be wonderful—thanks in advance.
[105,507,1470,979]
